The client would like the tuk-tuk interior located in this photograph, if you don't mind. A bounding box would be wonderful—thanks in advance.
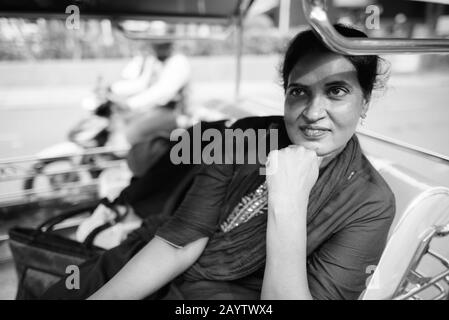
[1,0,449,300]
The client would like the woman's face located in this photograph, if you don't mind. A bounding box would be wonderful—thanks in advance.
[284,52,368,161]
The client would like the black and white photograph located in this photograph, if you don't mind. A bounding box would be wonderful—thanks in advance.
[0,0,449,306]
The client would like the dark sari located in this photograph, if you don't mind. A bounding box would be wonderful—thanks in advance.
[156,116,395,299]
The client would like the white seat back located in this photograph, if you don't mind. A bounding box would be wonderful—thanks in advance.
[361,157,449,299]
[369,158,433,238]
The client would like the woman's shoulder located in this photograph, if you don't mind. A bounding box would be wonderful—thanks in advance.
[353,154,396,221]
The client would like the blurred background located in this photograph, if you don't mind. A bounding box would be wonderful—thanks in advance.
[0,0,448,157]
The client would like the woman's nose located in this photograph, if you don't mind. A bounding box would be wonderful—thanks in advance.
[302,95,326,122]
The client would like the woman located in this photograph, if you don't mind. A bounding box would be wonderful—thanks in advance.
[46,24,395,300]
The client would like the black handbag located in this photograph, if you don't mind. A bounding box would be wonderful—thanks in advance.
[7,202,117,300]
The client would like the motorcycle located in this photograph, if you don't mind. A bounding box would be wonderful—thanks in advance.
[22,88,130,198]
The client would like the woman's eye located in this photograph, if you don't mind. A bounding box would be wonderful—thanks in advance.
[289,88,306,97]
[328,87,349,97]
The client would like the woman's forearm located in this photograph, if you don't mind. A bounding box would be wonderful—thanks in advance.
[88,236,208,300]
[261,197,312,300]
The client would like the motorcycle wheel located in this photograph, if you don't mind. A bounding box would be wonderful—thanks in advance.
[23,159,93,196]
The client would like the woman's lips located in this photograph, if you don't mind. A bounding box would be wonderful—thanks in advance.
[299,126,330,139]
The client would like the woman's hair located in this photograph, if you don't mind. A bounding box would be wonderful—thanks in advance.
[281,24,389,100]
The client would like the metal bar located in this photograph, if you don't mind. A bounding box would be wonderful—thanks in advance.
[435,292,449,300]
[433,283,447,296]
[118,24,233,41]
[393,227,449,300]
[427,249,449,268]
[395,269,449,300]
[0,181,98,201]
[279,0,291,34]
[0,160,126,183]
[435,223,449,236]
[234,2,244,103]
[410,270,431,286]
[121,32,229,41]
[410,0,449,5]
[239,0,256,18]
[393,229,436,298]
[0,147,128,166]
[0,12,231,25]
[357,128,449,165]
[411,269,447,296]
[302,0,449,54]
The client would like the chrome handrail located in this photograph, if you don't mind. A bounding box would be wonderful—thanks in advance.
[117,0,254,41]
[393,224,449,300]
[303,0,449,54]
[117,23,234,41]
[0,12,231,24]
[0,159,126,183]
[0,181,98,201]
[0,146,128,166]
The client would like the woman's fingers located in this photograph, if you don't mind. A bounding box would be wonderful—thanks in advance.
[267,145,321,199]
[266,146,318,174]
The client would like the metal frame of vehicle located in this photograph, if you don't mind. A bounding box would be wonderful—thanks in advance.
[394,222,449,300]
[303,0,449,54]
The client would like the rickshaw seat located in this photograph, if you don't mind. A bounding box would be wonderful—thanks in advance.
[361,157,449,299]
[368,157,435,238]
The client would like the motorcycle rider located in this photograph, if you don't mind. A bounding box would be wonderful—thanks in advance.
[108,41,191,146]
[76,41,191,247]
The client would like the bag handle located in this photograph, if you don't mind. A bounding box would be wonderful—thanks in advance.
[38,203,97,232]
[38,198,130,249]
[82,221,114,248]
[81,198,130,248]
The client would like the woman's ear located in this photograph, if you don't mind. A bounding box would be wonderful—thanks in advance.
[361,98,370,117]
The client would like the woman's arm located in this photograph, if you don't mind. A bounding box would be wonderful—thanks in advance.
[261,146,319,300]
[262,195,312,299]
[261,145,394,300]
[88,236,208,300]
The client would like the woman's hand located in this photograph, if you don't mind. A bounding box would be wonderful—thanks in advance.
[266,145,321,209]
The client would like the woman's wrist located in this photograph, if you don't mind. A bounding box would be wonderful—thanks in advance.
[269,192,309,217]
[267,189,309,251]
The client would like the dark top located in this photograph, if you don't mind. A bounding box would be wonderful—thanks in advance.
[155,116,395,300]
